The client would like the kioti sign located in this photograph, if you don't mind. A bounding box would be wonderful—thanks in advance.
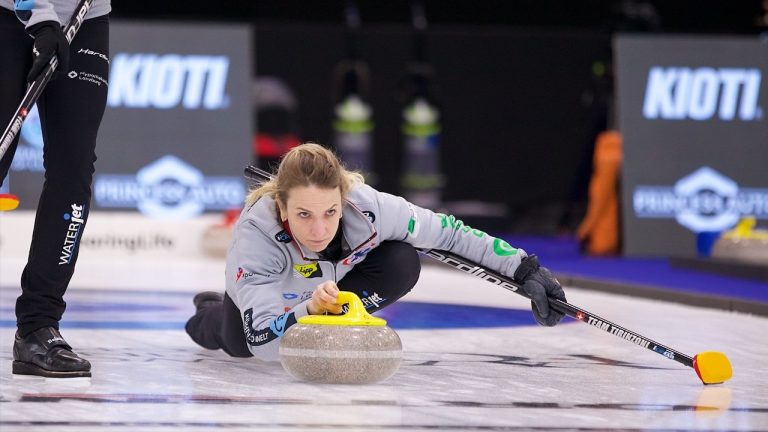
[615,35,768,257]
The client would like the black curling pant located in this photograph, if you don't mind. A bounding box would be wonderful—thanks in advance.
[0,10,110,337]
[185,241,422,357]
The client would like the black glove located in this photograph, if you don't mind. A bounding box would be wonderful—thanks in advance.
[513,255,566,326]
[26,20,69,83]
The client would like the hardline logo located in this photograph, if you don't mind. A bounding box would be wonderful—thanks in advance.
[77,48,109,63]
[107,53,230,110]
[643,67,762,121]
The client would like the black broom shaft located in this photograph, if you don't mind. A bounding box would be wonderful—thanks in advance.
[420,248,694,368]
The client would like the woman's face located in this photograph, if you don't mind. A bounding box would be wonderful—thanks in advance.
[278,185,342,252]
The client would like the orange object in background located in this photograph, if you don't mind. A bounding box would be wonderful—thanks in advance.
[577,130,622,255]
[0,193,20,211]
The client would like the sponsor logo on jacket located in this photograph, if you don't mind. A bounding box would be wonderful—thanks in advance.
[243,308,297,346]
[293,263,323,278]
[339,291,386,312]
[342,243,375,265]
[275,230,292,243]
[360,291,385,309]
[235,266,255,282]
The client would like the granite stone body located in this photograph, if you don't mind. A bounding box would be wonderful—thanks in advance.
[712,237,768,264]
[279,323,402,384]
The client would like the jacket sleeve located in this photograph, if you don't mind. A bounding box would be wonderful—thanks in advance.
[373,187,528,278]
[226,221,310,362]
[13,0,59,27]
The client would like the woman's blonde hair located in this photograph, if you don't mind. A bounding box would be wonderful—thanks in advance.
[245,142,364,207]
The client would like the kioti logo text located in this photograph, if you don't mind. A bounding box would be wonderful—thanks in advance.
[643,67,762,121]
[107,53,230,110]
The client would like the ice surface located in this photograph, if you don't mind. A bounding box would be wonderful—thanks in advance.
[1,266,766,431]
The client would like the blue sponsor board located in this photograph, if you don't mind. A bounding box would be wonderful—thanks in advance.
[7,21,252,217]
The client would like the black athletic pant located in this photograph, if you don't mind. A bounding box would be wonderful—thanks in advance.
[186,241,422,357]
[0,10,110,337]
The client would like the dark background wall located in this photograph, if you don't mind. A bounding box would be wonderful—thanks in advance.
[110,0,765,34]
[253,24,611,232]
[107,0,767,233]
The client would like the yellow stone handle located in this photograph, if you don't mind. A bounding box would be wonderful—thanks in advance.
[298,291,387,326]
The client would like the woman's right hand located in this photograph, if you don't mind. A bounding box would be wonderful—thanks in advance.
[307,281,343,315]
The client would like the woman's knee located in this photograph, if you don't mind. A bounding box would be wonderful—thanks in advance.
[374,241,421,289]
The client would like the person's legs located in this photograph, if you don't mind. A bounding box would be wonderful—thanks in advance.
[337,241,421,312]
[186,293,253,358]
[13,16,109,377]
[15,15,109,336]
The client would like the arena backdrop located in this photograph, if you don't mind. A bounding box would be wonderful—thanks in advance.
[253,24,612,231]
[7,20,252,219]
[615,35,768,258]
[7,22,610,229]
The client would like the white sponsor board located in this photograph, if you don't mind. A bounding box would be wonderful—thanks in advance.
[0,211,227,291]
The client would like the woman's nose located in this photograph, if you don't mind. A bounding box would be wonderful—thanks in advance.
[310,219,326,236]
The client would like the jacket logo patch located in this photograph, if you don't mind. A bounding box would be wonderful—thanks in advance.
[243,308,297,346]
[235,266,255,282]
[275,230,292,243]
[407,204,420,237]
[362,211,376,223]
[293,263,323,278]
[342,244,374,265]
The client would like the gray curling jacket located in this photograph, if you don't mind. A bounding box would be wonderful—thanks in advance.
[0,0,111,27]
[228,183,528,361]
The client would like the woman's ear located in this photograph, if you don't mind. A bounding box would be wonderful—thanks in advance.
[276,199,287,222]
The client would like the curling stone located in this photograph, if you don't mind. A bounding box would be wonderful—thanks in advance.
[711,217,768,265]
[279,291,402,384]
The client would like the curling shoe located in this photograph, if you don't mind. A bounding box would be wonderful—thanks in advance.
[193,291,224,312]
[12,327,91,378]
